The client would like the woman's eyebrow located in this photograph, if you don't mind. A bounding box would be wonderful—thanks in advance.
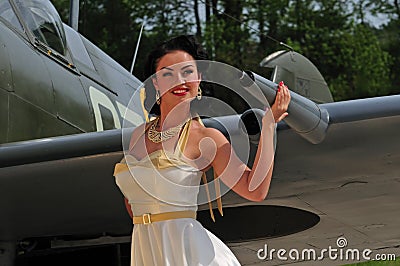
[160,66,174,71]
[181,64,194,70]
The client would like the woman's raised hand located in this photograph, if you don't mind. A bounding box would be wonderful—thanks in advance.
[270,81,291,123]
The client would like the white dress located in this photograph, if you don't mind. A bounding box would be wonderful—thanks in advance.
[114,119,241,266]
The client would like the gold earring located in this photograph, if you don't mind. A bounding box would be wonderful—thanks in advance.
[156,90,161,105]
[197,87,202,100]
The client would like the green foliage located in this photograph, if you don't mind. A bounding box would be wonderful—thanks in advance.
[51,0,399,100]
[51,0,69,22]
[345,256,400,265]
[281,0,392,100]
[330,24,392,100]
[375,19,400,95]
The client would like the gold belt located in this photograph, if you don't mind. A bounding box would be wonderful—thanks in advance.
[132,210,197,225]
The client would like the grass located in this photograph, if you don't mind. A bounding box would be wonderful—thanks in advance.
[345,257,400,266]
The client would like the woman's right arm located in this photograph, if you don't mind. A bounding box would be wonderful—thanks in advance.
[124,198,133,218]
[123,122,148,218]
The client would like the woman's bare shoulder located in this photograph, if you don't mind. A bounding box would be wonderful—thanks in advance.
[131,122,148,137]
[128,122,149,149]
[190,119,229,146]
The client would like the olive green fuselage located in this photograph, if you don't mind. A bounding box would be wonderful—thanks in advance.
[0,6,141,144]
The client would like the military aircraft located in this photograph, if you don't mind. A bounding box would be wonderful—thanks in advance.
[0,0,399,265]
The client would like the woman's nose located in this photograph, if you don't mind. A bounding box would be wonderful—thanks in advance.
[176,73,186,84]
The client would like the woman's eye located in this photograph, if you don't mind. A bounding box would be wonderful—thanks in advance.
[183,69,193,75]
[162,72,172,77]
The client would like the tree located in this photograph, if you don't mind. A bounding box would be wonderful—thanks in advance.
[330,24,392,100]
[281,0,392,100]
[375,18,400,95]
[368,0,400,19]
[51,0,397,99]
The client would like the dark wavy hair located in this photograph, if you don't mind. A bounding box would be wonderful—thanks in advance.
[144,35,209,115]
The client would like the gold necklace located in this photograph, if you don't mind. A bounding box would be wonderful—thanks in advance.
[147,117,185,143]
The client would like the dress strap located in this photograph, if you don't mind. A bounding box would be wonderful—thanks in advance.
[139,87,149,122]
[215,171,223,216]
[174,118,192,156]
[183,116,223,222]
[201,171,223,222]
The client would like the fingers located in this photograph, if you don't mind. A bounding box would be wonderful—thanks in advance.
[277,81,290,109]
[271,81,291,123]
[278,112,288,122]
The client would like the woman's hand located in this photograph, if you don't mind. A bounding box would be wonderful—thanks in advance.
[270,81,291,123]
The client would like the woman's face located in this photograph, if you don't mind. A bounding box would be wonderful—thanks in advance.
[152,50,201,109]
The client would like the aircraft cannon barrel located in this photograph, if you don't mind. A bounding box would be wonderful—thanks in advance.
[240,71,329,144]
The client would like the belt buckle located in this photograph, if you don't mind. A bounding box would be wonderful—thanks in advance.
[142,213,152,224]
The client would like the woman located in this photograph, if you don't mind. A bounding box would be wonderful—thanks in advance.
[114,35,290,265]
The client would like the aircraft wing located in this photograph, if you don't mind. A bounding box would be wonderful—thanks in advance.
[321,94,400,123]
[0,129,129,241]
[1,95,399,253]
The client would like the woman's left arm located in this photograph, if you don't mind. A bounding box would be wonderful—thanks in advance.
[208,82,290,201]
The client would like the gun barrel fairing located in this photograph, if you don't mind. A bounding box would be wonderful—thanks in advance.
[241,71,329,144]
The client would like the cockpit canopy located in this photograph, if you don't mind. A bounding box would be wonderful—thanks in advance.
[15,0,66,55]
